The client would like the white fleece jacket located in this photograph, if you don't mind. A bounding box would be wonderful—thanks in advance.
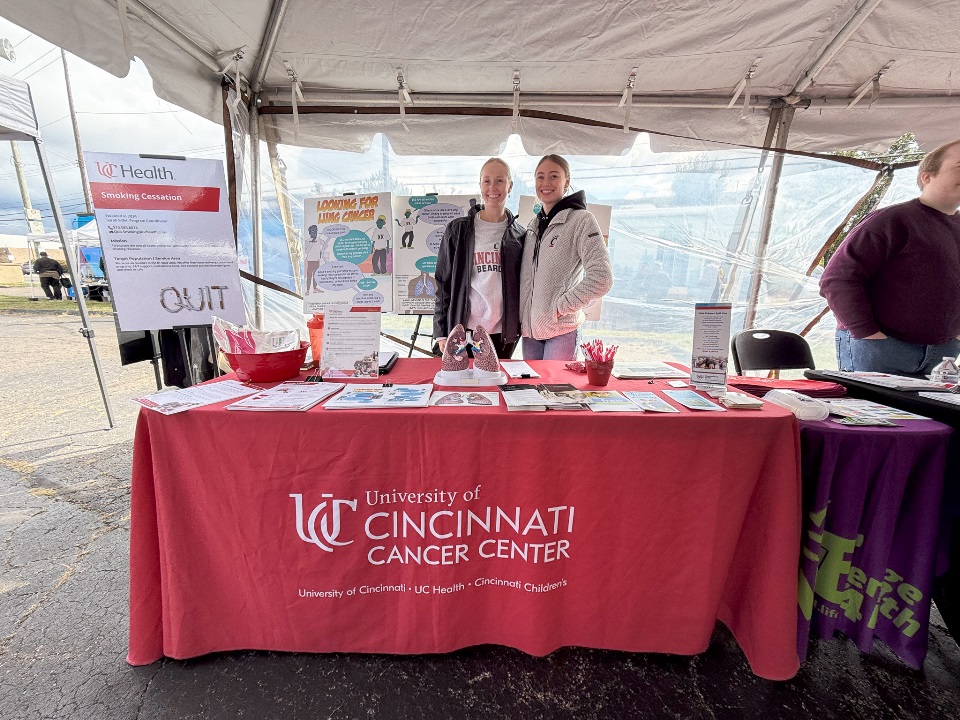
[519,205,613,341]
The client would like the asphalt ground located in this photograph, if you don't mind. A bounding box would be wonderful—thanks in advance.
[0,293,958,719]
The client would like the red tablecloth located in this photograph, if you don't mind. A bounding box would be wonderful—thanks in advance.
[129,359,802,679]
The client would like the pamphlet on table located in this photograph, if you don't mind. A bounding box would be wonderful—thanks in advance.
[825,398,928,421]
[430,391,500,407]
[225,382,345,411]
[690,303,732,389]
[132,380,257,415]
[302,192,394,313]
[817,370,950,391]
[320,307,382,378]
[498,384,547,411]
[621,391,679,413]
[918,391,960,407]
[582,390,639,412]
[325,384,432,409]
[612,362,687,379]
[535,383,590,410]
[663,389,725,411]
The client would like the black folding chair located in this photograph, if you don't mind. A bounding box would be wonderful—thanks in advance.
[731,329,815,376]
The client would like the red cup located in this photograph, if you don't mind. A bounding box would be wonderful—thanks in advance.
[585,360,614,386]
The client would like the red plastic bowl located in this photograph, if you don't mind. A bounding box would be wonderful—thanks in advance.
[224,341,308,383]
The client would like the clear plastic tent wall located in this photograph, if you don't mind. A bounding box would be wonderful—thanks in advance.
[233,131,908,372]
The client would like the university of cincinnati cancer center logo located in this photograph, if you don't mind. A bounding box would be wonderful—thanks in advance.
[290,493,357,552]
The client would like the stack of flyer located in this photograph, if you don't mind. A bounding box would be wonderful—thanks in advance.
[498,384,547,411]
[225,382,345,411]
[132,380,258,415]
[612,362,687,379]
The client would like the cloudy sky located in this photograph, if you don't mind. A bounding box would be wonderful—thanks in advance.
[0,16,228,235]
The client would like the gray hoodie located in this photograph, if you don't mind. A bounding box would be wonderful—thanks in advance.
[520,191,613,340]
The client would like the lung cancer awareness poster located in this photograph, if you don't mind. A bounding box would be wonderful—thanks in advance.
[519,196,611,322]
[302,193,394,313]
[392,195,479,315]
[83,152,245,332]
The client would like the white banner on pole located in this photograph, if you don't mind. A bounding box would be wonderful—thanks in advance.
[84,152,245,331]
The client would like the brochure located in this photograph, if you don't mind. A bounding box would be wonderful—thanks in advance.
[325,384,433,409]
[132,379,258,415]
[320,308,382,378]
[621,391,680,413]
[612,362,688,379]
[662,389,725,411]
[536,383,590,410]
[225,382,345,411]
[499,384,547,411]
[430,391,500,407]
[501,361,541,379]
[718,392,765,410]
[825,398,927,421]
[581,390,640,412]
[817,370,950,392]
[919,391,960,407]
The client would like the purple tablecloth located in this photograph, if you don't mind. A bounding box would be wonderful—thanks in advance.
[798,418,953,668]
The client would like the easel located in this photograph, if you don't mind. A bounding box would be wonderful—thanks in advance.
[407,314,433,357]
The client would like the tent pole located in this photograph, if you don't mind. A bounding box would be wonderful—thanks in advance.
[220,81,240,243]
[265,125,303,297]
[250,95,264,329]
[743,106,795,330]
[34,135,116,428]
[720,105,781,303]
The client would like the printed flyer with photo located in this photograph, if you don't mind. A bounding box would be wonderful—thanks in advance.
[320,308,382,378]
[84,152,245,331]
[392,194,478,315]
[691,303,732,388]
[302,192,394,313]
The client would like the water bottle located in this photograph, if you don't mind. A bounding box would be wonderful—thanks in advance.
[931,357,960,383]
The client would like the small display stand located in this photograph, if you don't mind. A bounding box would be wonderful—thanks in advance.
[434,368,507,387]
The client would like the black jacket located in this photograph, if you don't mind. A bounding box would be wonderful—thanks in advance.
[33,256,64,277]
[433,204,525,343]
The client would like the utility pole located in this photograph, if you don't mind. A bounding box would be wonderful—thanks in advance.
[61,49,93,213]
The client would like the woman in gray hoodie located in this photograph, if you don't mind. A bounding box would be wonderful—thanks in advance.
[519,155,613,360]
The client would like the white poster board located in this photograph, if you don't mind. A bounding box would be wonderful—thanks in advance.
[392,194,479,315]
[518,196,611,321]
[84,152,245,331]
[302,193,393,313]
[691,303,732,388]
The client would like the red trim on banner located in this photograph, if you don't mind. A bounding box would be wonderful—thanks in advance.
[90,182,221,212]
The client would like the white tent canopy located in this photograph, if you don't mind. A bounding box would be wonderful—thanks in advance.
[4,0,959,155]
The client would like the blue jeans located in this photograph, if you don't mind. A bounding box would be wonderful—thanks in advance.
[836,329,960,378]
[522,329,580,361]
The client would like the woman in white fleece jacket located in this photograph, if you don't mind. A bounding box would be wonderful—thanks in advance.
[519,154,613,360]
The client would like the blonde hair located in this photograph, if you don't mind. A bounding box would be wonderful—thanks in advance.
[917,140,960,188]
[481,157,512,182]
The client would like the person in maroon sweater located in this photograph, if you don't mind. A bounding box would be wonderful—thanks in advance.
[820,140,960,377]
